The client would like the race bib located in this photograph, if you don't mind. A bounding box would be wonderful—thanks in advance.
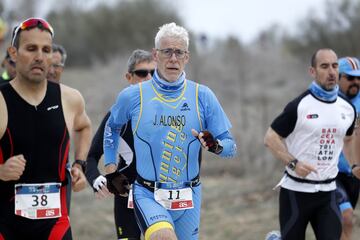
[154,184,193,211]
[15,183,61,219]
[127,185,134,209]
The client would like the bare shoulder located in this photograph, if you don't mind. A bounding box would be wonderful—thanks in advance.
[0,92,8,138]
[60,84,85,109]
[60,84,84,101]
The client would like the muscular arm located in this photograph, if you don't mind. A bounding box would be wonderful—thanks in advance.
[72,91,92,162]
[264,127,294,165]
[61,85,92,191]
[351,127,360,178]
[264,127,317,177]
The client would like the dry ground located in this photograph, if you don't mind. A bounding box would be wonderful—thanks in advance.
[63,57,360,240]
[70,174,360,240]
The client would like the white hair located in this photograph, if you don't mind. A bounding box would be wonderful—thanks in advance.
[154,22,189,49]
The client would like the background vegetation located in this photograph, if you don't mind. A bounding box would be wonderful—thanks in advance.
[1,0,360,239]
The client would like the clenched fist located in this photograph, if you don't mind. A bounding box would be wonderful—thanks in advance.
[0,154,26,181]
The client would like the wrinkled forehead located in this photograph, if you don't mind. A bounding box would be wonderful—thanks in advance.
[159,37,187,49]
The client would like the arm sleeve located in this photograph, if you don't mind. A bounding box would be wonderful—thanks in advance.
[103,86,135,166]
[199,85,232,137]
[85,112,110,185]
[199,85,236,158]
[216,131,237,158]
[270,99,298,138]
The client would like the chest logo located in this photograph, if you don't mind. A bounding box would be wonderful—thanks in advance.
[306,114,318,119]
[180,102,191,111]
[47,105,59,111]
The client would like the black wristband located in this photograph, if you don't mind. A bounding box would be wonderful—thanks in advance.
[352,164,358,170]
[212,140,223,154]
[72,159,87,172]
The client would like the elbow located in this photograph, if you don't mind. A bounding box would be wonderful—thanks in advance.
[263,135,271,148]
[264,128,275,148]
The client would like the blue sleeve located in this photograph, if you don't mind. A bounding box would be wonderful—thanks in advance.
[199,85,232,136]
[103,85,137,166]
[199,85,236,157]
[217,131,237,158]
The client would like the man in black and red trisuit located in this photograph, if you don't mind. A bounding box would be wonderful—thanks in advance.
[0,18,91,240]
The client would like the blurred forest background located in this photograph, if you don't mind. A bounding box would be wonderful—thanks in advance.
[1,0,360,239]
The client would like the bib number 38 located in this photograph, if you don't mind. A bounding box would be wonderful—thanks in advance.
[15,183,61,219]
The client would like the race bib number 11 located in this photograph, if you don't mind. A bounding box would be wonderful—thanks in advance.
[154,186,193,210]
[15,183,61,219]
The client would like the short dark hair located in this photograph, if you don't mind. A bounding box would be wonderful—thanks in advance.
[310,48,334,67]
[127,49,153,73]
[12,22,53,49]
[52,43,67,66]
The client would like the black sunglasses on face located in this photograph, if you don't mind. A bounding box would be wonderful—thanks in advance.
[132,69,155,78]
[7,59,16,67]
[345,74,360,81]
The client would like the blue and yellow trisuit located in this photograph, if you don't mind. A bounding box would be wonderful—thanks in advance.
[104,70,236,240]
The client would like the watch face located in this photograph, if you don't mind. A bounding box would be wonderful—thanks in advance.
[289,163,295,170]
[288,160,297,171]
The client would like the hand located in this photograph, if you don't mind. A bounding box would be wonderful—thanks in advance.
[71,166,87,192]
[294,161,317,178]
[352,165,360,179]
[105,171,130,196]
[191,129,223,154]
[0,154,26,181]
[105,163,117,174]
[93,175,112,199]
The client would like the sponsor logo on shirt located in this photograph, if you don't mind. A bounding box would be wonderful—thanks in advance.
[306,114,318,119]
[180,102,190,111]
[47,105,59,111]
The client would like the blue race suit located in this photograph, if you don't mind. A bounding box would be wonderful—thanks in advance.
[104,70,236,240]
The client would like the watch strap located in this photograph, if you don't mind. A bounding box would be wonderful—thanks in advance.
[72,159,87,172]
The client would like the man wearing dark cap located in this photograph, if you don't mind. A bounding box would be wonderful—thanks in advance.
[336,56,360,240]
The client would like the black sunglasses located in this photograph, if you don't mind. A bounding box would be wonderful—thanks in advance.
[345,74,360,81]
[8,59,16,67]
[132,69,155,78]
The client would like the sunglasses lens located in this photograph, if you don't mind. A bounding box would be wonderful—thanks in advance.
[20,18,54,36]
[133,70,148,78]
[12,18,54,46]
[9,60,16,67]
[133,69,155,78]
[346,75,355,81]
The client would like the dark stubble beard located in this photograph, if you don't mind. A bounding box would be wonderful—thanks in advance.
[346,84,360,99]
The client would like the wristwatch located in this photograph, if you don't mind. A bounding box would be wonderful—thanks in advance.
[72,159,87,172]
[287,159,298,171]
